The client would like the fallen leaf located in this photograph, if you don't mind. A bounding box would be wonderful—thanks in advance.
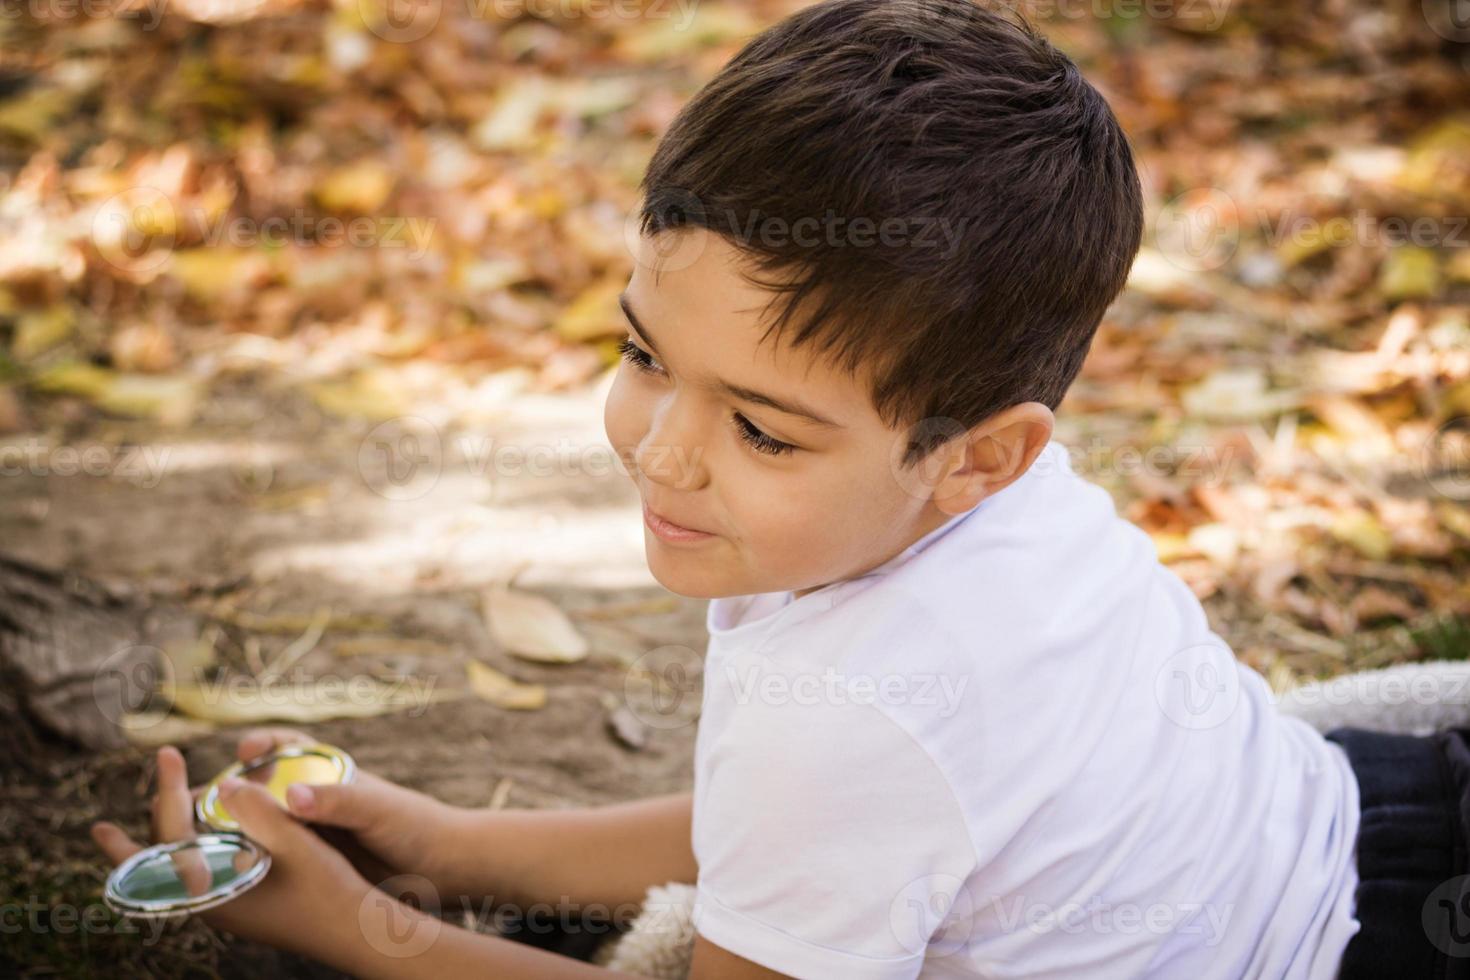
[1330,510,1394,561]
[27,362,200,424]
[168,249,273,303]
[466,660,547,710]
[119,712,217,747]
[169,675,456,724]
[11,306,74,360]
[306,368,410,421]
[1378,246,1441,302]
[1349,585,1417,623]
[1181,367,1299,422]
[109,322,178,373]
[606,703,648,750]
[313,160,395,214]
[0,87,74,141]
[483,585,590,663]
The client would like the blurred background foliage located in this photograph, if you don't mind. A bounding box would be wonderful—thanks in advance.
[1,0,1470,973]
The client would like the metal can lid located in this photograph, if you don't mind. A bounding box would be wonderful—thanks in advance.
[103,833,270,919]
[196,743,356,832]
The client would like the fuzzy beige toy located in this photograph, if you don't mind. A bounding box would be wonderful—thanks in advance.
[592,882,697,978]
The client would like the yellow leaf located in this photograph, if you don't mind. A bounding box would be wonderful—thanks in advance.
[1396,117,1470,200]
[314,160,394,214]
[1448,249,1470,285]
[1437,501,1470,541]
[169,675,457,724]
[92,374,201,424]
[120,712,217,747]
[472,77,553,152]
[11,306,74,360]
[29,362,198,422]
[1329,510,1393,561]
[553,277,626,343]
[1181,367,1298,422]
[1150,531,1192,562]
[0,88,74,141]
[1378,246,1441,302]
[466,660,547,711]
[28,362,113,399]
[306,369,410,421]
[168,248,271,302]
[483,585,590,663]
[613,4,759,62]
[1186,523,1239,565]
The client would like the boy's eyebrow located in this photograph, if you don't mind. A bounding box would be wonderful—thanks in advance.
[617,292,845,430]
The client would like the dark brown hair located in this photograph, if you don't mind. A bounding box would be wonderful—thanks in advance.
[637,0,1144,465]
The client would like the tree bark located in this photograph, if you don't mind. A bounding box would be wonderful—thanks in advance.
[0,553,203,751]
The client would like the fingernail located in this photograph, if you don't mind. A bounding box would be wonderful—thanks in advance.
[286,784,313,814]
[220,777,245,797]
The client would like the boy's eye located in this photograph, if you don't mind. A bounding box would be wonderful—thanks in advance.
[617,336,795,456]
[616,337,664,376]
[731,412,797,457]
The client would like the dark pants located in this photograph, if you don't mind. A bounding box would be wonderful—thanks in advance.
[492,910,625,963]
[1327,727,1470,979]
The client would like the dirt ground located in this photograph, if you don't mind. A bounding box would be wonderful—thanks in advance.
[0,370,708,978]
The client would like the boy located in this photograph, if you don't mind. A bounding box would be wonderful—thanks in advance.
[96,0,1409,976]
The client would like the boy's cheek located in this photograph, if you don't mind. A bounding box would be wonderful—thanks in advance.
[602,379,644,475]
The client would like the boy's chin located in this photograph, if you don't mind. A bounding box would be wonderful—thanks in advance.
[645,546,743,600]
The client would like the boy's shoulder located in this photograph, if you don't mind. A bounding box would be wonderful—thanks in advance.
[763,441,1157,666]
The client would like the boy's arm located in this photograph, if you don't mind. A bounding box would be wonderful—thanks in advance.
[337,893,790,980]
[435,790,698,911]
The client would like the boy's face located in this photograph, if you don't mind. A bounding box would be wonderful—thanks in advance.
[604,230,957,601]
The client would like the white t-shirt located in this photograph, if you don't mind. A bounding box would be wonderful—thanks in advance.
[690,440,1361,979]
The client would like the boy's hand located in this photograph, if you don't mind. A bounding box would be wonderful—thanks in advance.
[220,728,468,895]
[92,746,375,959]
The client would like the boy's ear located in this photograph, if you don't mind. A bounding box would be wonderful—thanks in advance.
[931,402,1055,515]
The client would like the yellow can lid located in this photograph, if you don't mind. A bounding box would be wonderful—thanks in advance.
[196,743,355,832]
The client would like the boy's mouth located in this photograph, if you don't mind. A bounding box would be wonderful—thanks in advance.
[643,502,717,544]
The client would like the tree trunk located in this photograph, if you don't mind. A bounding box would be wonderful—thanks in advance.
[0,553,203,751]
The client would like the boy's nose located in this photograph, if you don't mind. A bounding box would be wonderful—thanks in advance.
[635,413,709,492]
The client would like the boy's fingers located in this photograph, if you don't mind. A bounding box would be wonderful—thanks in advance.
[285,779,377,831]
[219,779,312,856]
[91,821,144,866]
[150,746,195,843]
[237,728,313,764]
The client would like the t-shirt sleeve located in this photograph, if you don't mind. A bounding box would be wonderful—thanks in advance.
[691,680,978,980]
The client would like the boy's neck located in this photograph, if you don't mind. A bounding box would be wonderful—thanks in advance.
[790,503,965,600]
